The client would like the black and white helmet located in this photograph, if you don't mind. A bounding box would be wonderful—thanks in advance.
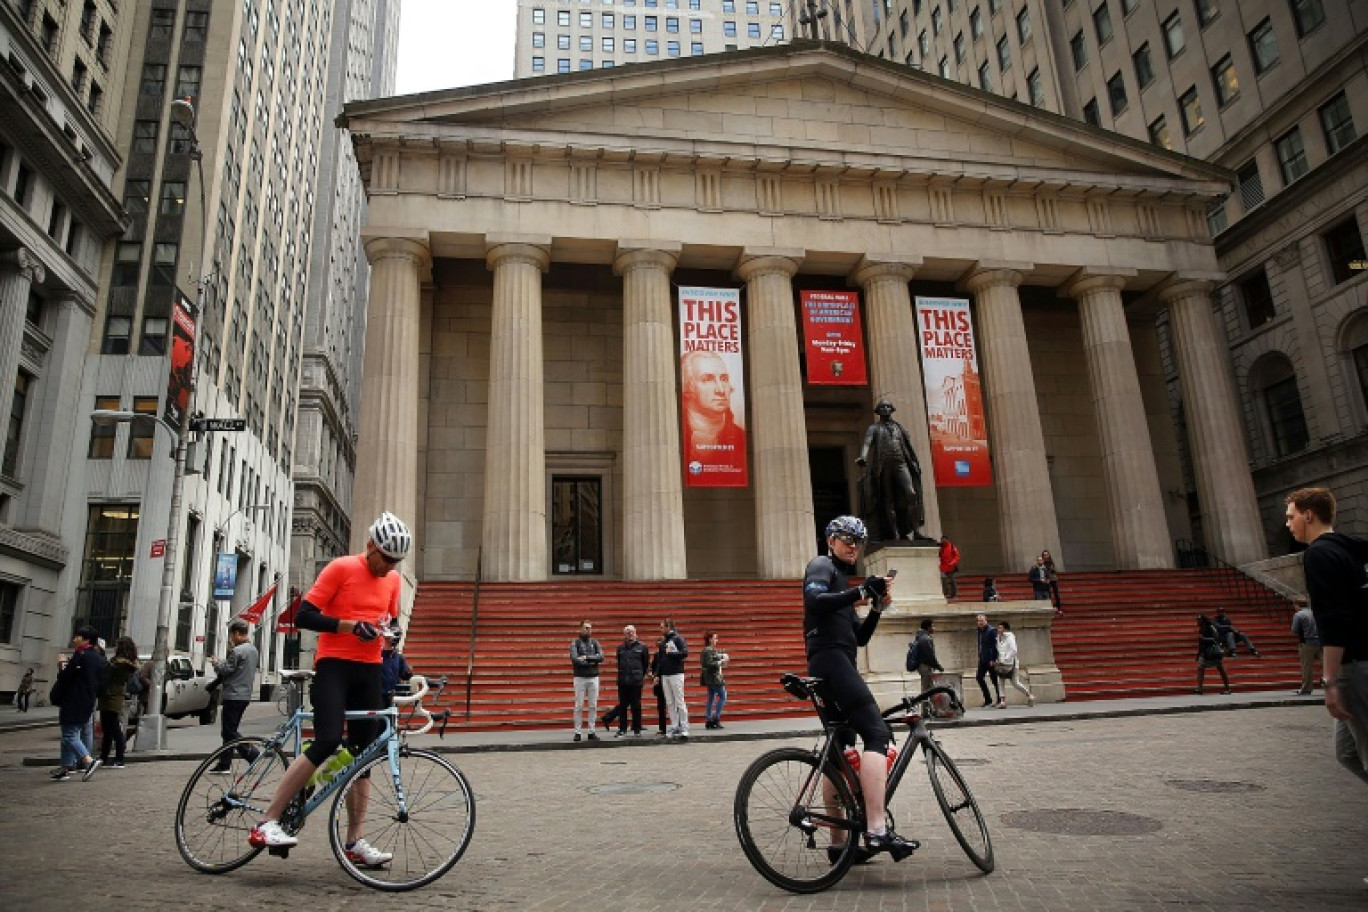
[369,512,412,561]
[825,515,868,544]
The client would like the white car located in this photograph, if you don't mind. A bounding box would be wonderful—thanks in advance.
[128,653,219,726]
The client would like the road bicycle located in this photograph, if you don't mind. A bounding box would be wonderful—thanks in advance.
[734,673,993,894]
[174,674,474,891]
[275,669,313,716]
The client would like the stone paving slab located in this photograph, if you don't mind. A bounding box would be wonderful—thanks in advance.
[0,703,1364,911]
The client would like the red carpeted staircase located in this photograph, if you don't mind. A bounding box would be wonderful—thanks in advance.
[956,569,1301,699]
[402,569,1302,731]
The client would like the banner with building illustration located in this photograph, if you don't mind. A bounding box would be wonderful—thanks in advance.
[800,290,868,386]
[914,296,992,487]
[678,285,748,488]
[163,290,196,430]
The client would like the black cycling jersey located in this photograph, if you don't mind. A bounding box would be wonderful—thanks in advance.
[802,554,881,659]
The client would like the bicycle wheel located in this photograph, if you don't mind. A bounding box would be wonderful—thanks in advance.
[175,738,290,874]
[733,747,861,894]
[329,747,476,891]
[276,690,289,716]
[925,739,994,873]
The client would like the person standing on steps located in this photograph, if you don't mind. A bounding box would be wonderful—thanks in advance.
[1290,598,1322,696]
[603,624,651,737]
[804,515,918,861]
[1028,556,1051,602]
[656,619,689,740]
[1195,615,1232,696]
[974,614,1002,709]
[1286,486,1368,784]
[1041,550,1062,611]
[701,631,729,729]
[938,536,961,599]
[570,620,604,743]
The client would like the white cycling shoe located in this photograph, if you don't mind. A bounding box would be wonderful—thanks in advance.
[249,819,298,848]
[345,838,393,867]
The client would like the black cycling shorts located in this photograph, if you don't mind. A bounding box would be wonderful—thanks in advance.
[307,657,383,767]
[807,648,890,756]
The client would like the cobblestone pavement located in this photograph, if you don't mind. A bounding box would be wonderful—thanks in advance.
[1,704,1364,911]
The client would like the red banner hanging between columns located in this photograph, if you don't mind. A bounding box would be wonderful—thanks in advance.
[915,296,992,487]
[800,290,867,386]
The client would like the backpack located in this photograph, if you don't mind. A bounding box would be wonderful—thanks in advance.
[905,639,921,672]
[95,652,112,696]
[125,669,143,697]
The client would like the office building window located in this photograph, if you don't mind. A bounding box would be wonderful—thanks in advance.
[1071,31,1087,70]
[532,56,545,71]
[88,396,120,458]
[558,58,571,72]
[533,32,544,47]
[603,36,615,51]
[1179,86,1204,134]
[580,35,592,50]
[1261,367,1309,457]
[690,18,701,32]
[1133,43,1153,88]
[533,7,545,24]
[1107,72,1127,116]
[939,56,950,78]
[666,16,678,31]
[132,120,159,154]
[970,7,982,38]
[979,61,992,90]
[747,22,759,37]
[127,396,159,458]
[691,40,703,54]
[1027,68,1043,106]
[1016,8,1031,43]
[2,372,30,476]
[1195,0,1218,27]
[558,10,571,25]
[558,34,570,49]
[1148,114,1172,150]
[932,6,943,34]
[667,40,680,56]
[1212,54,1238,106]
[1163,12,1185,57]
[1237,160,1264,211]
[579,11,592,26]
[1083,98,1100,126]
[724,20,735,36]
[1240,269,1275,329]
[1248,18,1278,74]
[954,32,965,63]
[1320,92,1356,154]
[1275,128,1308,185]
[1324,216,1365,285]
[1291,0,1325,37]
[996,35,1010,70]
[1093,3,1112,45]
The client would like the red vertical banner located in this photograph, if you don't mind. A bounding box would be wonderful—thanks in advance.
[915,296,992,486]
[163,289,196,429]
[800,290,868,386]
[678,286,748,488]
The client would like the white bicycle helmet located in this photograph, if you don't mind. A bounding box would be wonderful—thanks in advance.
[369,511,412,561]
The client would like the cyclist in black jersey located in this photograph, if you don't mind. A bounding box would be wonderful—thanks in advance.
[803,515,919,861]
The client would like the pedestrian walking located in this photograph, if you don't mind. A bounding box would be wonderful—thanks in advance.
[97,637,139,768]
[1285,487,1368,784]
[701,631,728,729]
[993,621,1034,707]
[1195,615,1232,695]
[209,619,260,773]
[981,576,1001,602]
[570,620,604,742]
[49,625,106,781]
[17,667,34,712]
[974,614,1001,708]
[1291,598,1322,695]
[911,618,944,699]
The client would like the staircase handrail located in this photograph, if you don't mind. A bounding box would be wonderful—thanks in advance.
[464,550,482,721]
[1173,538,1292,621]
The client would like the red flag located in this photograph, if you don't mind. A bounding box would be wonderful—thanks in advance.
[275,591,302,633]
[238,581,278,624]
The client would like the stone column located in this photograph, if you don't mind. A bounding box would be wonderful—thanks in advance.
[19,292,92,532]
[1161,279,1267,565]
[354,237,430,571]
[482,239,552,581]
[615,244,687,579]
[0,250,45,431]
[964,265,1062,570]
[1068,272,1172,569]
[736,250,814,579]
[851,254,942,539]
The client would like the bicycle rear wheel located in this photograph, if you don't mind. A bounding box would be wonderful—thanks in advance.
[733,747,861,894]
[329,747,476,891]
[175,738,290,873]
[925,739,994,873]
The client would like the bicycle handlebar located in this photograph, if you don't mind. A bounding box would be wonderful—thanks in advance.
[391,674,449,736]
[881,685,963,719]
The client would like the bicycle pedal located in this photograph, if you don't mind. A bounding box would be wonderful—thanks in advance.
[267,845,292,859]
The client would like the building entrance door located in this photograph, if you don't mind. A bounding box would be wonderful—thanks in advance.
[551,476,603,575]
[808,447,851,555]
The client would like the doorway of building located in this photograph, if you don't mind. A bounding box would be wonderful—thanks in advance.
[809,447,851,556]
[551,476,603,575]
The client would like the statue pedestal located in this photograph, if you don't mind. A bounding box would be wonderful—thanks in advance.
[854,545,1065,707]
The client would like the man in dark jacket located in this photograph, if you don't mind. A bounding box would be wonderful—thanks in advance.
[570,620,604,742]
[50,625,106,781]
[913,618,945,697]
[1287,487,1368,784]
[603,624,651,737]
[974,614,1001,709]
[655,619,689,739]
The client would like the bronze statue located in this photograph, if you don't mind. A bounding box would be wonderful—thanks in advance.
[857,398,926,542]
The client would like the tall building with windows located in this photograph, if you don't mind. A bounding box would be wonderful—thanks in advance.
[291,0,400,626]
[841,0,1368,549]
[513,0,804,77]
[1,0,134,694]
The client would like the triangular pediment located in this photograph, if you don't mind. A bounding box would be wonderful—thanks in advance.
[344,40,1229,195]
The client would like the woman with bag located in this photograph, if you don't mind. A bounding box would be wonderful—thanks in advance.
[98,637,139,768]
[700,631,728,729]
[993,621,1034,708]
[1196,615,1232,695]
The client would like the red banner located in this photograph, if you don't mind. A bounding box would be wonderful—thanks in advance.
[678,286,748,488]
[237,581,278,625]
[800,290,867,385]
[915,297,992,487]
[163,290,196,430]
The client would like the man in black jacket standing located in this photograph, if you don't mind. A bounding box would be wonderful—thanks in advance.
[655,619,689,740]
[603,624,651,737]
[1287,487,1368,784]
[50,625,106,781]
[570,620,604,742]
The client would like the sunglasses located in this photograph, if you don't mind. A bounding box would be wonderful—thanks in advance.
[833,533,866,545]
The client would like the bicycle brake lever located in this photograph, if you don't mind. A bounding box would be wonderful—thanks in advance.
[437,708,451,740]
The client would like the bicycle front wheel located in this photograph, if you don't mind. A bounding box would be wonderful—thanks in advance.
[175,738,291,874]
[925,739,994,873]
[733,747,861,894]
[329,747,476,891]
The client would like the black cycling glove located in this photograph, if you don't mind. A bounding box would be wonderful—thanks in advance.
[861,576,888,603]
[353,621,380,641]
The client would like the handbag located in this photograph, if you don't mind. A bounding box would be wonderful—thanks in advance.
[995,662,1017,677]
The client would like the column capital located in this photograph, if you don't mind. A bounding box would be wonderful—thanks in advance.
[1064,268,1136,299]
[735,248,803,282]
[485,240,551,273]
[1156,273,1223,305]
[613,243,680,276]
[0,247,45,285]
[362,236,432,271]
[961,261,1030,294]
[850,254,921,288]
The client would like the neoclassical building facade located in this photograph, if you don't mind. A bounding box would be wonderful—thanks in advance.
[339,40,1267,585]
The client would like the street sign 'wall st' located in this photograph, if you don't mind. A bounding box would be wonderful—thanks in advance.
[190,417,247,432]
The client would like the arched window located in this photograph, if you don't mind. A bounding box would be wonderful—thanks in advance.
[1249,353,1308,458]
